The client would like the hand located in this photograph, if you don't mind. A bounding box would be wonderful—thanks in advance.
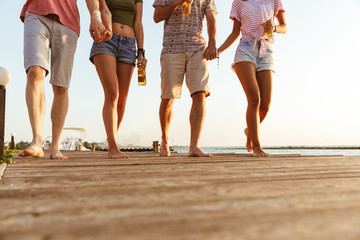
[263,19,274,32]
[89,15,106,42]
[203,44,217,61]
[137,56,148,69]
[101,29,112,42]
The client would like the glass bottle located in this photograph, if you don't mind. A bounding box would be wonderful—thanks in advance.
[138,52,146,86]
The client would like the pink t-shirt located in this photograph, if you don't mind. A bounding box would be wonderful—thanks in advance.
[230,0,284,40]
[20,0,80,36]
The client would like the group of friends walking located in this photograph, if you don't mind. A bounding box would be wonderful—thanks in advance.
[18,0,287,160]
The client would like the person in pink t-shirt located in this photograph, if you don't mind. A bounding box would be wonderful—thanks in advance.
[218,0,287,157]
[19,0,111,160]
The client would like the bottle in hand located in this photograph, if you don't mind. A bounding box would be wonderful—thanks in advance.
[261,4,273,38]
[138,52,146,86]
[182,1,191,15]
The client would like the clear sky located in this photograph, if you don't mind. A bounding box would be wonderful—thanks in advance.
[0,0,360,147]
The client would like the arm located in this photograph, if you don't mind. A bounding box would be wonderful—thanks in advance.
[217,19,241,55]
[153,0,191,23]
[85,0,106,42]
[203,10,217,61]
[99,0,112,41]
[273,11,287,34]
[134,2,147,69]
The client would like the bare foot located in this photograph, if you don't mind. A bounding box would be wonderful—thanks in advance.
[19,144,44,158]
[188,147,213,157]
[160,141,171,157]
[244,128,253,152]
[108,148,129,159]
[253,147,269,157]
[50,148,69,160]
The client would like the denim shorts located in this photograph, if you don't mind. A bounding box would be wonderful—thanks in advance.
[233,37,274,72]
[90,33,136,65]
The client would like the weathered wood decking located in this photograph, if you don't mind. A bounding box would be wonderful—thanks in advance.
[1,151,360,240]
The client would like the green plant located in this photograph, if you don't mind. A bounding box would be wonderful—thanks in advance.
[0,149,18,164]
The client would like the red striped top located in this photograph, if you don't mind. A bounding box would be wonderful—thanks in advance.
[230,0,285,40]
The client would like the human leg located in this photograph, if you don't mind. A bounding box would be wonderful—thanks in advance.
[159,98,174,156]
[116,62,134,132]
[113,62,134,158]
[185,52,211,157]
[256,70,273,123]
[188,91,212,157]
[94,54,127,159]
[234,62,268,157]
[19,13,52,158]
[159,53,186,157]
[19,66,46,158]
[49,85,69,159]
[47,20,78,159]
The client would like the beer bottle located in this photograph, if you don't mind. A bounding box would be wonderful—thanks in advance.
[138,51,146,86]
[182,1,191,15]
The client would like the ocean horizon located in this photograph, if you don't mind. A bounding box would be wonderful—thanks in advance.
[170,146,360,156]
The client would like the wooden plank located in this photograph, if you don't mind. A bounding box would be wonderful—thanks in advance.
[1,152,360,240]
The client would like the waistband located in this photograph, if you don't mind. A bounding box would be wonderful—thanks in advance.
[112,33,136,44]
[241,36,274,53]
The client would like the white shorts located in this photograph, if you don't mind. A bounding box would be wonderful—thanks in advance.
[23,12,78,88]
[160,51,210,99]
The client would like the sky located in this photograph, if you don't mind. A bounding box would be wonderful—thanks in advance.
[0,0,360,147]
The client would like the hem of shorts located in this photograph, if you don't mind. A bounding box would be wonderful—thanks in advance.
[25,65,49,77]
[49,80,70,89]
[190,90,210,98]
[232,60,256,69]
[119,60,136,66]
[256,68,275,73]
[89,52,116,64]
[161,95,181,100]
[89,53,135,66]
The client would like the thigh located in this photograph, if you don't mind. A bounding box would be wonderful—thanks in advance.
[116,62,134,99]
[23,12,50,75]
[256,70,273,106]
[160,53,186,99]
[185,51,210,97]
[234,62,259,100]
[50,22,78,88]
[93,54,118,94]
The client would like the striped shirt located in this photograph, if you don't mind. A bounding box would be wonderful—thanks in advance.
[153,0,217,54]
[230,0,284,40]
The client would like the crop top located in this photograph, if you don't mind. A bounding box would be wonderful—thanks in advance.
[106,0,143,29]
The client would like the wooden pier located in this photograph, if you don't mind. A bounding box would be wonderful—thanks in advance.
[1,151,360,239]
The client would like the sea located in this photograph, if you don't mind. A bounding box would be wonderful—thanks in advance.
[171,146,360,156]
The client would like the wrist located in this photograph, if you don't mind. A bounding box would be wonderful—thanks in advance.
[273,25,277,33]
[137,48,145,57]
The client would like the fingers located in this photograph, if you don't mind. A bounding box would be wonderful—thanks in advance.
[137,57,148,69]
[203,48,217,61]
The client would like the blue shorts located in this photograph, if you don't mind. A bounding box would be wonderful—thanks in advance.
[90,33,136,65]
[233,37,274,72]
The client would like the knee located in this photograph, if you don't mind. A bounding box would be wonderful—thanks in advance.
[53,86,68,97]
[260,104,270,115]
[117,97,127,111]
[104,89,119,104]
[248,95,261,109]
[191,91,206,103]
[27,66,46,83]
[161,98,174,108]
